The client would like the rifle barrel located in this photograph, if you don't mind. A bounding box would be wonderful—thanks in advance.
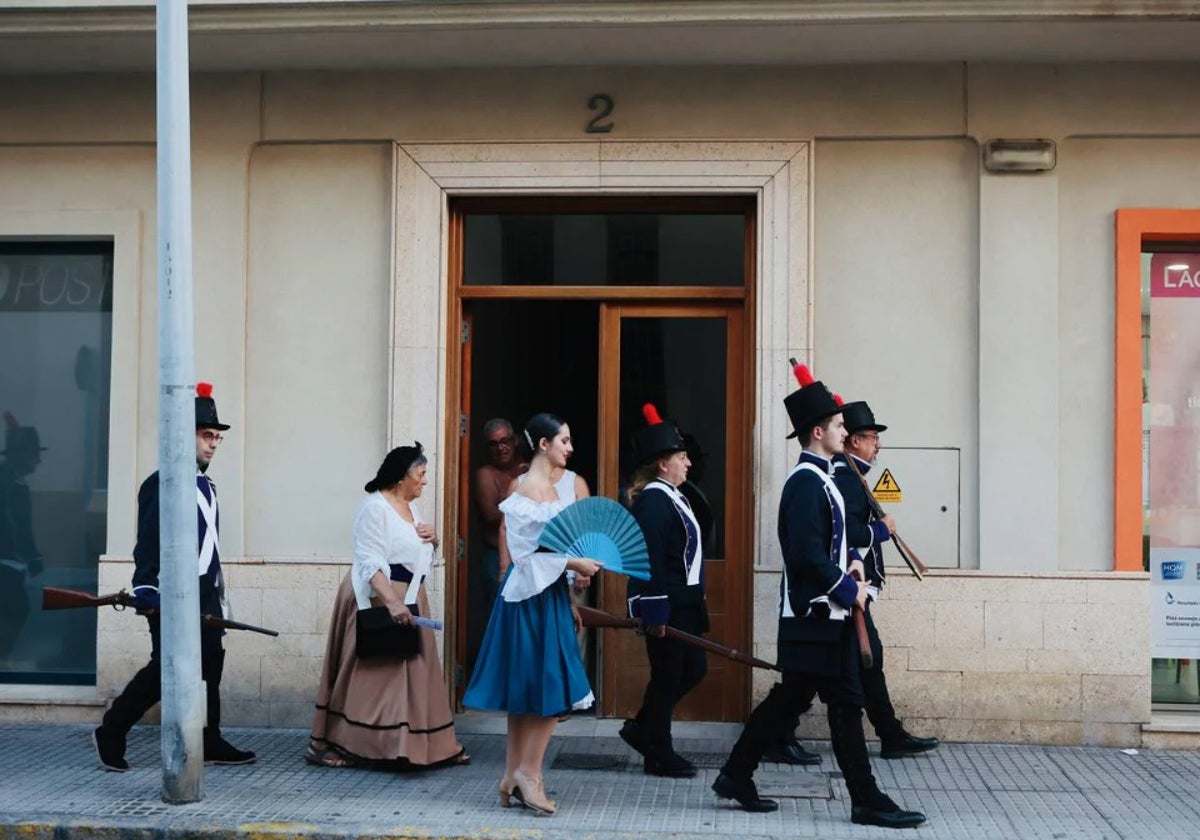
[41,587,134,611]
[578,606,779,672]
[201,615,279,637]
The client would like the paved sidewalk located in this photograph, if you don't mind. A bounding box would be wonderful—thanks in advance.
[0,716,1195,840]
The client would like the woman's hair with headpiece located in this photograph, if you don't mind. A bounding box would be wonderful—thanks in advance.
[519,412,566,458]
[364,442,427,493]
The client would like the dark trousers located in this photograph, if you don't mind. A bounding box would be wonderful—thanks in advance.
[775,609,906,745]
[724,669,883,807]
[634,631,707,752]
[861,610,905,743]
[102,615,226,743]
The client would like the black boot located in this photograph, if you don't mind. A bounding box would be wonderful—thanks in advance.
[644,745,698,779]
[764,735,822,766]
[880,732,940,759]
[619,718,651,757]
[828,702,926,828]
[712,773,779,812]
[92,725,129,772]
[851,791,927,829]
[204,730,256,766]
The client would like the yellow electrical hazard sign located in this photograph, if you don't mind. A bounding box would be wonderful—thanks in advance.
[873,468,903,503]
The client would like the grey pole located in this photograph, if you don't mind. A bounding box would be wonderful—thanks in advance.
[156,0,204,804]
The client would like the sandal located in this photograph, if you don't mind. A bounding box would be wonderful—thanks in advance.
[304,743,357,768]
[453,745,471,765]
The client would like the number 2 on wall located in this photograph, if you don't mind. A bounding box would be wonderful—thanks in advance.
[586,94,615,134]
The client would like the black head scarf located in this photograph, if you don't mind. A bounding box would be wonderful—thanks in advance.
[364,442,424,493]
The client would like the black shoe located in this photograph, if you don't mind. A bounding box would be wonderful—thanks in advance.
[712,772,779,812]
[763,738,822,766]
[849,792,921,830]
[880,733,939,760]
[619,719,651,757]
[204,737,257,766]
[851,796,927,829]
[644,750,698,779]
[93,725,129,772]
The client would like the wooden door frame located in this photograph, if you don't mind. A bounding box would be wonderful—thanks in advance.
[446,195,757,718]
[596,302,752,719]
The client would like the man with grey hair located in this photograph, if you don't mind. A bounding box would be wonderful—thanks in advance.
[474,418,528,601]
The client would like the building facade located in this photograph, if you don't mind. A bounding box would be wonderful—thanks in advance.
[2,1,1198,747]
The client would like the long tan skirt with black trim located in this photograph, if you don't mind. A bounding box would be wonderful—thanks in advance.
[309,572,461,767]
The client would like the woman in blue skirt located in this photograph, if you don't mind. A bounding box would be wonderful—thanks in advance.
[463,412,601,815]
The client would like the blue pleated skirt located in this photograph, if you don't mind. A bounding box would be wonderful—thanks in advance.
[463,571,593,717]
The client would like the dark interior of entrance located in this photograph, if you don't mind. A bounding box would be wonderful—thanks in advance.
[461,299,599,694]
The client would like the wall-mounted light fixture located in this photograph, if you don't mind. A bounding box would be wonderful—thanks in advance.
[982,139,1056,173]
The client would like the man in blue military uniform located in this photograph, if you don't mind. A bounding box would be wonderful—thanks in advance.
[833,399,939,760]
[711,366,924,828]
[92,383,255,772]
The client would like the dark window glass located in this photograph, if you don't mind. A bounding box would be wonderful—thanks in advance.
[619,317,727,558]
[0,241,113,685]
[462,211,747,287]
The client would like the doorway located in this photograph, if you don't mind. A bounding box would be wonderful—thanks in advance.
[450,196,754,722]
[457,299,600,692]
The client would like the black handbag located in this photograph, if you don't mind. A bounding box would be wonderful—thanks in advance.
[355,604,421,661]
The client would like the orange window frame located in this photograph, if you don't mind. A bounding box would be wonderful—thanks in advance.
[1113,209,1200,571]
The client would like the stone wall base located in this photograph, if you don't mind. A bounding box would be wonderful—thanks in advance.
[753,568,1151,748]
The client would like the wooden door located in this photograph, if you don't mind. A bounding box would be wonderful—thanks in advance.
[598,303,750,722]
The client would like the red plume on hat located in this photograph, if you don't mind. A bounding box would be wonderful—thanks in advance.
[2,411,17,431]
[634,402,684,464]
[792,361,815,387]
[832,393,845,407]
[194,381,230,431]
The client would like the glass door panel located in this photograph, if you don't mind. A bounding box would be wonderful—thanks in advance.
[599,305,748,721]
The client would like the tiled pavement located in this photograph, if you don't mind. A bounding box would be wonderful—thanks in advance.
[0,717,1195,839]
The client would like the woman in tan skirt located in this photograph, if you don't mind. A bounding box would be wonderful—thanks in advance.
[307,443,469,769]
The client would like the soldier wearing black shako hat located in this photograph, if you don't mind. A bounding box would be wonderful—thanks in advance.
[93,383,256,772]
[832,400,939,760]
[712,364,925,829]
[620,404,708,779]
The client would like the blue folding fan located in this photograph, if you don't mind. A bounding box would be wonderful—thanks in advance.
[539,497,650,580]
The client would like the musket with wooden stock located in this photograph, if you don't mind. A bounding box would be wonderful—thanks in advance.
[577,605,780,672]
[848,569,874,669]
[41,586,280,637]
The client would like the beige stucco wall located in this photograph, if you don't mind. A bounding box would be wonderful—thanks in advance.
[2,61,1193,740]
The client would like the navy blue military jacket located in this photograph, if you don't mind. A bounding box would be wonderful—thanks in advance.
[832,455,889,588]
[627,481,709,634]
[777,452,858,647]
[131,470,222,617]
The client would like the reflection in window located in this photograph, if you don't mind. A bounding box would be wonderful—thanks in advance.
[0,242,112,685]
[462,211,748,287]
[1143,249,1200,705]
[619,317,727,558]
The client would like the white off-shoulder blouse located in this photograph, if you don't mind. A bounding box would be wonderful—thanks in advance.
[350,492,434,610]
[498,470,577,603]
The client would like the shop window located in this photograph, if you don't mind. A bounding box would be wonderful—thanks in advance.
[0,241,113,685]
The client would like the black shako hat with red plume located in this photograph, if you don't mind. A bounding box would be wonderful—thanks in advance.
[195,382,230,431]
[784,360,842,439]
[633,403,686,465]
